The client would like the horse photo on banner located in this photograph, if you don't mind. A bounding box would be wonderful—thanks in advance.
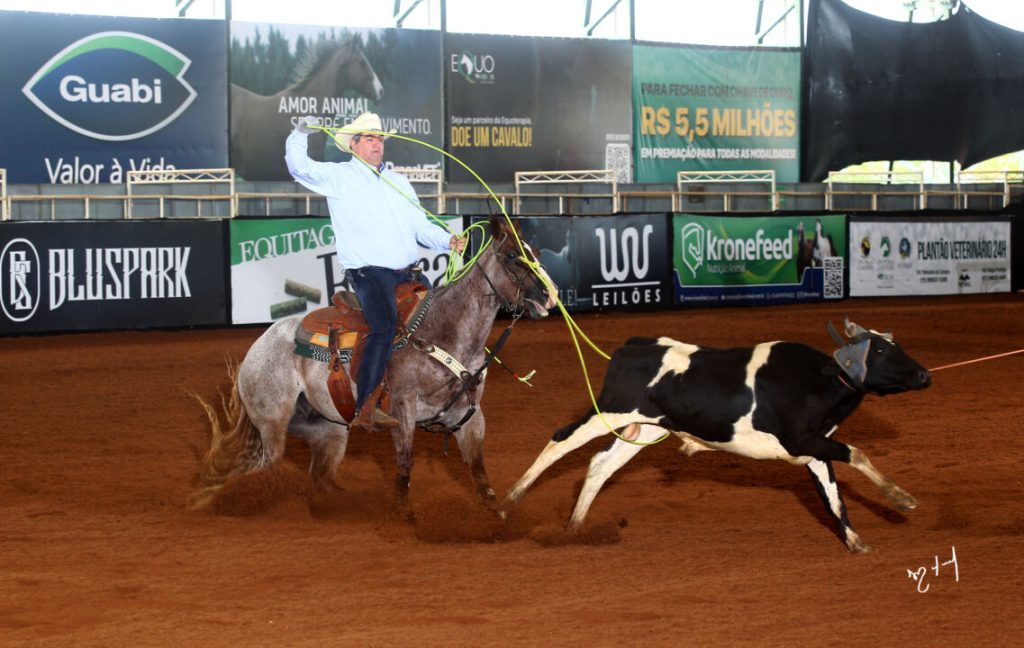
[229,23,443,182]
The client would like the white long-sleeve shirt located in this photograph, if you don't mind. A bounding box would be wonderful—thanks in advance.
[285,130,451,270]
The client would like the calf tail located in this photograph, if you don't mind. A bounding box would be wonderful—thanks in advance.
[188,362,265,510]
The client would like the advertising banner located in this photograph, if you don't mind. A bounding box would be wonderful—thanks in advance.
[633,45,801,183]
[513,216,582,312]
[0,12,227,184]
[230,215,462,325]
[0,220,227,334]
[572,214,670,312]
[672,213,847,306]
[849,218,1011,296]
[446,34,632,183]
[499,214,670,313]
[229,24,442,181]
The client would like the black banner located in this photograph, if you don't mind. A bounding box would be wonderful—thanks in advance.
[1,220,227,334]
[446,34,632,183]
[803,0,1024,180]
[570,213,670,312]
[471,214,671,313]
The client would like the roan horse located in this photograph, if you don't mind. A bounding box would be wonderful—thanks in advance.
[192,217,558,511]
[230,38,384,180]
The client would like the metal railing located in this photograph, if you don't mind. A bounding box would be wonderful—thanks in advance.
[825,170,925,211]
[677,169,778,212]
[231,166,444,217]
[126,168,235,219]
[956,170,1024,209]
[2,167,1022,221]
[7,193,129,220]
[514,169,618,214]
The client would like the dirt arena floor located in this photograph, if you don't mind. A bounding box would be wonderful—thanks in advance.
[2,293,1022,646]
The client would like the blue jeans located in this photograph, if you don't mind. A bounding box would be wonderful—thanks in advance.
[347,266,430,410]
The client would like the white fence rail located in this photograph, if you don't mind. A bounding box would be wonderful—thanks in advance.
[956,170,1024,208]
[825,170,925,211]
[1,167,1021,221]
[126,168,235,219]
[514,169,618,214]
[677,169,777,212]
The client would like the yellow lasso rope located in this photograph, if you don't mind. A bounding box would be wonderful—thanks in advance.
[315,123,670,447]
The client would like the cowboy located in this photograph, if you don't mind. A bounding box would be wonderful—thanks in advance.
[285,112,465,432]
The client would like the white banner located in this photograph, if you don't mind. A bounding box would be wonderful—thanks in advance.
[849,219,1011,297]
[229,215,463,325]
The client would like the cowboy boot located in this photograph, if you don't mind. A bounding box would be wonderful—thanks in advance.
[350,384,399,431]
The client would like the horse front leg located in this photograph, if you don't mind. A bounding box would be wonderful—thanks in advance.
[453,410,495,503]
[389,419,416,518]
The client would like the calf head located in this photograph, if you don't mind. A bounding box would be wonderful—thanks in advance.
[830,318,931,395]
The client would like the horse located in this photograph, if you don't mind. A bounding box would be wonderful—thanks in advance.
[230,38,384,181]
[192,216,559,512]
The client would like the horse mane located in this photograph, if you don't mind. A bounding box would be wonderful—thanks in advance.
[289,37,356,92]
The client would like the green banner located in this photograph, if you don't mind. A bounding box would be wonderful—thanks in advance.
[229,215,462,324]
[672,213,847,306]
[633,45,801,183]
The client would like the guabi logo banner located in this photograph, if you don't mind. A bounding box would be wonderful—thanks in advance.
[0,12,227,184]
[22,31,197,141]
[672,213,847,306]
[633,45,801,183]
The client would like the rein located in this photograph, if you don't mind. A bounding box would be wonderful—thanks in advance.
[415,240,532,444]
[416,312,522,443]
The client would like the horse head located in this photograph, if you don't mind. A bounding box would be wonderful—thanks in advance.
[480,216,559,319]
[336,40,383,101]
[289,38,383,102]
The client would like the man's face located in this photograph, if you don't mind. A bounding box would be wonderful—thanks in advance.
[350,133,384,167]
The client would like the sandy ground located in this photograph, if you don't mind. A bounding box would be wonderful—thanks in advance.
[2,293,1022,646]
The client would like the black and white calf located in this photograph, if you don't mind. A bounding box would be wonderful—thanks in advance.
[499,319,931,553]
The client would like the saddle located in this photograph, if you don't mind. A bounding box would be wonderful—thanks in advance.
[294,281,433,421]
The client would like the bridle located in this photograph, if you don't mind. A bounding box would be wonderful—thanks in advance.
[415,232,543,440]
[478,232,542,316]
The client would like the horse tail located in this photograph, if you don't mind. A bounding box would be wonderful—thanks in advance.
[188,361,266,510]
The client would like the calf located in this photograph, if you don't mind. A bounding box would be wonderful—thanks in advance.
[499,319,931,553]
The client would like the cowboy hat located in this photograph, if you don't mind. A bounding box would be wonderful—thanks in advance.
[334,112,397,151]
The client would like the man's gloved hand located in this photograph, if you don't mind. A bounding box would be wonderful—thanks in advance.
[294,116,319,135]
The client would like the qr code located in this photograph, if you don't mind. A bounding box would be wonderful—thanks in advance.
[605,143,632,183]
[823,256,844,299]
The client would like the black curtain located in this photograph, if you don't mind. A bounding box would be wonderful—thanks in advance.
[802,0,1024,181]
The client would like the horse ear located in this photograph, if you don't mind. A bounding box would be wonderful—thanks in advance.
[489,214,503,238]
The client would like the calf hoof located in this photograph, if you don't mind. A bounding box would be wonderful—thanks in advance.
[884,485,917,510]
[847,541,874,554]
[843,529,873,554]
[496,501,513,521]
